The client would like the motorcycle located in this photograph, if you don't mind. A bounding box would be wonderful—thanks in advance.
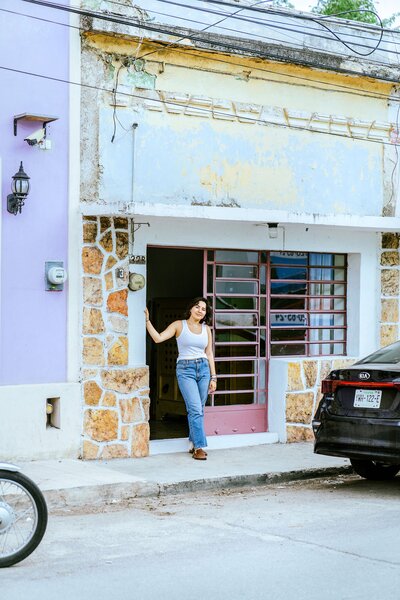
[0,463,48,567]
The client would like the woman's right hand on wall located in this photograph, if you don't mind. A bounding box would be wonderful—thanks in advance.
[144,307,149,322]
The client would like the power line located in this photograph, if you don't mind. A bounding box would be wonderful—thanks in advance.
[139,0,275,61]
[141,0,389,50]
[1,62,399,148]
[20,0,400,63]
[5,1,392,68]
[187,0,391,33]
[4,5,400,105]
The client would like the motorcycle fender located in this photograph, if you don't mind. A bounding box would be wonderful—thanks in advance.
[0,463,21,472]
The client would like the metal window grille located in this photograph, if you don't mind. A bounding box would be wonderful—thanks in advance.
[269,251,347,357]
[205,249,347,407]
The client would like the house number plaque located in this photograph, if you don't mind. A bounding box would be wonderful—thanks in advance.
[130,255,146,265]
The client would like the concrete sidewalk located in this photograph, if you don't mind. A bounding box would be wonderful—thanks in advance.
[16,442,352,513]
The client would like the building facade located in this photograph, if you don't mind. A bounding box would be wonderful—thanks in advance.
[4,1,400,461]
[74,1,400,458]
[0,0,81,460]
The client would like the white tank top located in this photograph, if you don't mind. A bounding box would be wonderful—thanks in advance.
[176,320,208,362]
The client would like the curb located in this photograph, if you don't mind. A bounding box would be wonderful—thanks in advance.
[44,464,353,513]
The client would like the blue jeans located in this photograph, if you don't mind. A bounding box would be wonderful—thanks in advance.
[176,358,210,449]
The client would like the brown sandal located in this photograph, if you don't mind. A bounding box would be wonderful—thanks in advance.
[189,448,207,456]
[192,448,207,460]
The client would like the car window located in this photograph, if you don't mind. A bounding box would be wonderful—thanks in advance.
[356,341,400,365]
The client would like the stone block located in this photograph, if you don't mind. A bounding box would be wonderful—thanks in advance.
[116,268,129,289]
[287,362,303,391]
[381,269,399,296]
[142,397,150,421]
[303,361,318,389]
[381,251,400,266]
[82,247,104,275]
[105,272,114,291]
[121,425,130,441]
[106,255,118,270]
[332,359,356,370]
[119,397,143,423]
[381,233,399,249]
[380,324,398,348]
[84,380,102,406]
[82,440,100,460]
[84,409,118,442]
[320,360,332,381]
[83,221,97,243]
[131,423,150,457]
[102,391,117,407]
[101,444,129,459]
[100,231,113,253]
[286,392,314,424]
[381,299,399,323]
[82,368,98,380]
[286,426,314,443]
[116,231,129,260]
[100,217,111,232]
[108,337,129,366]
[83,338,104,366]
[84,216,97,222]
[101,367,149,393]
[108,315,128,334]
[83,277,103,306]
[107,290,128,316]
[83,307,105,334]
[114,217,128,229]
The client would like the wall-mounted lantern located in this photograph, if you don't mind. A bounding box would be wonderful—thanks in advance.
[7,162,30,215]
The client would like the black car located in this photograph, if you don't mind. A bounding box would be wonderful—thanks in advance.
[313,341,400,480]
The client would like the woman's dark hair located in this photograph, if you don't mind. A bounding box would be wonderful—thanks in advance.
[184,297,212,325]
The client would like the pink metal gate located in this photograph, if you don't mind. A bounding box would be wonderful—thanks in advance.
[204,250,268,435]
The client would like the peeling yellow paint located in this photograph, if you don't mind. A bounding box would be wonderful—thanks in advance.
[198,160,298,206]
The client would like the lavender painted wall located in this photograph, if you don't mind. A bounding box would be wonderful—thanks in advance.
[0,1,70,384]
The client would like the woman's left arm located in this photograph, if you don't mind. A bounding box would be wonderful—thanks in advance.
[205,326,217,393]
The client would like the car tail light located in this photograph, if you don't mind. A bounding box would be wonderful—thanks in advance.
[321,379,335,394]
[321,379,400,394]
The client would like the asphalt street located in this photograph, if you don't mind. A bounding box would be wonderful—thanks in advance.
[2,474,400,600]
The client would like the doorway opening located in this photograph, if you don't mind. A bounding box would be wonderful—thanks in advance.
[146,246,203,440]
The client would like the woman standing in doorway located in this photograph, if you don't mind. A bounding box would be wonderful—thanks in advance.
[145,297,217,460]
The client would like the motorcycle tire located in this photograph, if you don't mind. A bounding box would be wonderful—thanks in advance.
[0,470,48,568]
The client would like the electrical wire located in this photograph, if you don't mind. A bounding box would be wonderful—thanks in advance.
[1,62,399,148]
[187,0,388,32]
[6,2,396,69]
[111,63,123,142]
[4,5,400,105]
[106,0,389,47]
[136,3,388,61]
[20,0,400,61]
[389,101,400,209]
[310,10,383,57]
[104,0,395,57]
[139,0,274,61]
[16,0,400,91]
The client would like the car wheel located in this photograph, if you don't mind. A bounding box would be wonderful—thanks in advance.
[350,459,400,481]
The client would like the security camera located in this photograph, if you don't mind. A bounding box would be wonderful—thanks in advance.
[24,128,46,146]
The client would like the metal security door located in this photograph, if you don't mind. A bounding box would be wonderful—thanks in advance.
[204,250,268,435]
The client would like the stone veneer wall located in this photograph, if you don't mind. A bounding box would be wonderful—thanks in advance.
[286,233,400,441]
[81,216,150,459]
[380,233,400,348]
[285,358,355,442]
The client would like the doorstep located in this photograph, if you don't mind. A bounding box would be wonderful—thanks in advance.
[150,432,279,455]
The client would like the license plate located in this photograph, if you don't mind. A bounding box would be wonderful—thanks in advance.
[354,389,382,409]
